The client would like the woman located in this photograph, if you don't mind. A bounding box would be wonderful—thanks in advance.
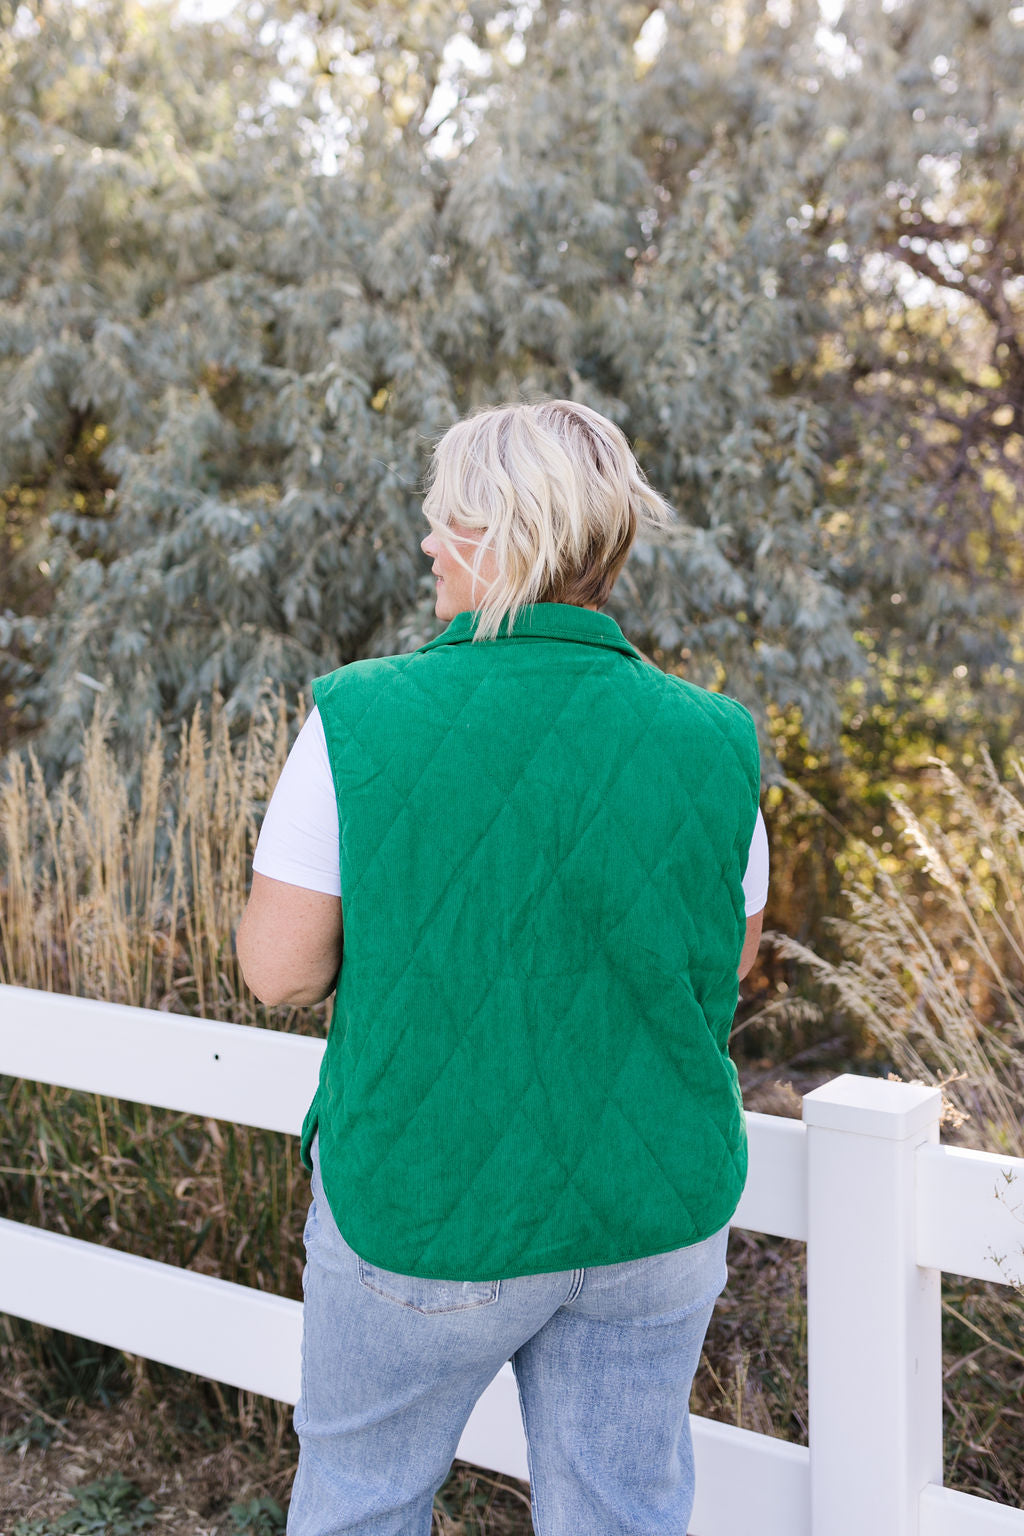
[236,399,767,1536]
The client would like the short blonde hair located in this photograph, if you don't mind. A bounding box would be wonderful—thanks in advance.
[421,399,677,641]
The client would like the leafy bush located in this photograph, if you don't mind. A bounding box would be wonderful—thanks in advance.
[3,0,1022,784]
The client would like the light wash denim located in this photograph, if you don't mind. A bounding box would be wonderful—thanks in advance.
[287,1131,729,1536]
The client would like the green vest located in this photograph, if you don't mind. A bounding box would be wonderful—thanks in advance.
[301,602,761,1280]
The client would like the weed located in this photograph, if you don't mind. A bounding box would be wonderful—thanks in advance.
[0,1413,64,1454]
[227,1495,286,1536]
[13,1473,155,1536]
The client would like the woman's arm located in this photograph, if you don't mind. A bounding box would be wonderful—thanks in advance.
[738,909,764,980]
[238,707,344,1007]
[236,873,343,1007]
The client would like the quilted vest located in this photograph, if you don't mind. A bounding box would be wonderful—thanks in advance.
[301,602,761,1281]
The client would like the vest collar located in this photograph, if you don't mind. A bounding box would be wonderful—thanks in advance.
[417,603,644,662]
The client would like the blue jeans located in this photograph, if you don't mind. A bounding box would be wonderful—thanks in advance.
[288,1131,729,1536]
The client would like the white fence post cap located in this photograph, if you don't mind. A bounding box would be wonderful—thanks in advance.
[803,1074,942,1140]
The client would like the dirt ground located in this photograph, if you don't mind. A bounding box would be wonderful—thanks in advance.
[0,1371,536,1536]
[1,1382,291,1536]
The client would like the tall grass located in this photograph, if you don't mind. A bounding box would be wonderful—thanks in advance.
[769,749,1024,1157]
[767,750,1024,1504]
[0,688,328,1455]
[1,686,304,1018]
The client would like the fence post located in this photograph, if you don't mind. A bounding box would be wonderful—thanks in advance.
[803,1075,943,1536]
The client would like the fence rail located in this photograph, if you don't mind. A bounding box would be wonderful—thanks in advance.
[1,984,1022,1535]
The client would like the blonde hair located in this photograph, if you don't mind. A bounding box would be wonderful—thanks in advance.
[421,399,677,641]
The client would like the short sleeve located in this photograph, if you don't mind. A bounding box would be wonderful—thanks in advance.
[251,706,341,896]
[741,807,769,917]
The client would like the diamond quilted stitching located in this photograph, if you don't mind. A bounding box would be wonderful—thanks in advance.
[312,613,760,1276]
[341,652,610,1093]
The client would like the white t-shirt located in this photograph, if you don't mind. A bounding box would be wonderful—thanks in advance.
[252,707,770,916]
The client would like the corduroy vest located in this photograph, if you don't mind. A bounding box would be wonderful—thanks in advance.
[301,602,761,1280]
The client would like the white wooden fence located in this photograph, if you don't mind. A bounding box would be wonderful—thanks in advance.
[1,983,1022,1536]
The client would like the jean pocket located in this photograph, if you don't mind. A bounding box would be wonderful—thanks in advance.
[356,1259,501,1314]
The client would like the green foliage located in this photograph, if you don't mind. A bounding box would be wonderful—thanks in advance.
[0,1412,65,1453]
[227,1495,287,1536]
[1,0,1019,783]
[13,1473,156,1536]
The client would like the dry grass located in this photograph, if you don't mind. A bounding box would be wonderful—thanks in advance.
[0,688,325,1302]
[0,685,303,1019]
[766,750,1024,1155]
[762,750,1024,1505]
